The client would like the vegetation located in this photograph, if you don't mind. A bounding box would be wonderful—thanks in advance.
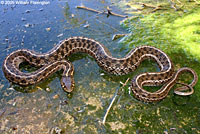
[121,5,200,97]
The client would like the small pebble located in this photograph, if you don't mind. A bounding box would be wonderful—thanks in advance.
[45,88,51,92]
[24,23,31,28]
[83,21,89,28]
[8,87,14,90]
[83,24,90,28]
[25,10,30,13]
[5,38,9,42]
[21,18,26,21]
[61,100,68,105]
[53,94,59,99]
[100,73,105,76]
[46,27,51,31]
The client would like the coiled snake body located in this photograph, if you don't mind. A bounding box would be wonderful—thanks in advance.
[2,37,198,102]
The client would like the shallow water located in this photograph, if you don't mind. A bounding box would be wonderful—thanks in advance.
[0,0,200,133]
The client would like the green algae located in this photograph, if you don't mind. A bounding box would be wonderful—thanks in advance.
[121,7,200,96]
[105,3,200,133]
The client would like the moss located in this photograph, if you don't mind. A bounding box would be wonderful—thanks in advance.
[123,7,200,58]
[122,7,200,94]
[117,6,200,133]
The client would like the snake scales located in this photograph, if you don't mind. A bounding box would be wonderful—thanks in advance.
[2,37,198,102]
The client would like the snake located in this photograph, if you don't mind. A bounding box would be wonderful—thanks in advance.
[2,36,198,102]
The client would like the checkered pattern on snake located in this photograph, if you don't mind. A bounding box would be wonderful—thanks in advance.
[2,37,198,102]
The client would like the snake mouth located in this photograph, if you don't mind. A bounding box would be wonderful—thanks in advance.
[61,76,75,92]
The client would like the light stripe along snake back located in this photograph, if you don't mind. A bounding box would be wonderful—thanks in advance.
[2,37,198,102]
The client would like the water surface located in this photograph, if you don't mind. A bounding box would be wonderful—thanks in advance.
[0,0,199,133]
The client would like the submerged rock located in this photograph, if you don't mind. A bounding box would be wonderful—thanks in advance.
[24,23,31,28]
[46,27,51,31]
[21,18,26,21]
[25,10,31,13]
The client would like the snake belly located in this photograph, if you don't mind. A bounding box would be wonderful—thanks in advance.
[2,36,198,102]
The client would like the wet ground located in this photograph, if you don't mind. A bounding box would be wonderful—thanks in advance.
[0,0,200,133]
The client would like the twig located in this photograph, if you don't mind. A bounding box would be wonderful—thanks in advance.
[76,6,103,14]
[95,19,122,33]
[102,78,130,125]
[106,6,128,18]
[168,0,177,11]
[76,6,128,18]
[112,34,129,40]
[138,2,166,13]
[2,46,16,52]
[140,3,159,8]
[149,6,166,13]
[175,0,184,10]
[168,0,183,11]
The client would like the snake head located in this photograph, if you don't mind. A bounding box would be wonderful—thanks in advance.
[61,75,75,92]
